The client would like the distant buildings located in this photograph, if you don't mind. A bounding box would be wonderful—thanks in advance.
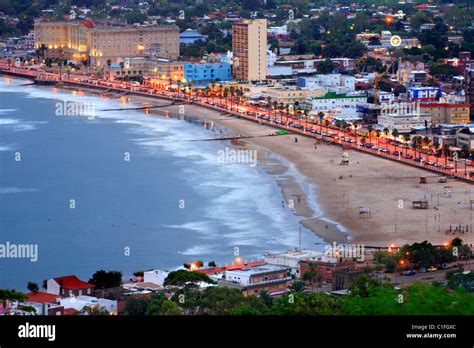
[397,61,427,86]
[264,86,326,104]
[34,20,180,66]
[179,29,207,45]
[378,109,432,133]
[232,19,267,81]
[306,92,367,120]
[297,74,356,94]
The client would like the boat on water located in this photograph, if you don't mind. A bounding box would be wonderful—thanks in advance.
[34,75,59,85]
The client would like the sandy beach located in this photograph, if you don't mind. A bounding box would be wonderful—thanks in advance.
[68,87,474,247]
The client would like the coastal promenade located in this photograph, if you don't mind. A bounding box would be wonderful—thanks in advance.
[1,64,472,184]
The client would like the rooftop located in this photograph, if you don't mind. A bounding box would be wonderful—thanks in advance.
[264,248,324,261]
[26,292,60,304]
[226,263,289,276]
[53,275,94,290]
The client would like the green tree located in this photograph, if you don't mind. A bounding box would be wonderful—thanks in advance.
[89,270,122,289]
[163,270,215,288]
[27,282,39,293]
[316,58,335,74]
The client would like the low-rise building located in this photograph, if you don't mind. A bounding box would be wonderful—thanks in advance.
[307,92,367,120]
[147,58,184,88]
[300,259,357,284]
[263,248,325,278]
[46,275,94,298]
[265,86,326,104]
[111,56,157,80]
[143,269,170,287]
[59,296,117,314]
[378,110,432,133]
[457,127,474,151]
[408,86,442,101]
[220,264,291,296]
[25,292,63,315]
[297,74,356,93]
[183,62,232,85]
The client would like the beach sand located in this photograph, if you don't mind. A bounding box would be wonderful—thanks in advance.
[71,88,474,248]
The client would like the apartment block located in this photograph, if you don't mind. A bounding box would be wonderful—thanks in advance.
[419,102,470,125]
[232,19,267,81]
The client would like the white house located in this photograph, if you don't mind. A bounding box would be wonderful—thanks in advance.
[378,111,432,133]
[263,248,325,278]
[297,74,356,93]
[46,275,94,297]
[59,296,117,314]
[143,269,170,287]
[307,92,367,120]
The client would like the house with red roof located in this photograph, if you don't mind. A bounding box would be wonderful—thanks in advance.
[24,292,64,315]
[46,275,95,298]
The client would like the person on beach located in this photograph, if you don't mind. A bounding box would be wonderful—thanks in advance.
[294,137,298,143]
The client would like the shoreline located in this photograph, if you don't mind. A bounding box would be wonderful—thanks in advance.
[108,90,474,247]
[7,78,474,247]
[59,83,349,244]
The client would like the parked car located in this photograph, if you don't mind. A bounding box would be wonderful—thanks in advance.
[427,266,437,272]
[403,270,416,276]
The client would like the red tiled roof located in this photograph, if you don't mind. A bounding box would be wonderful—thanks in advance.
[26,292,59,304]
[53,275,94,290]
[63,308,79,315]
[420,103,471,108]
[80,19,94,28]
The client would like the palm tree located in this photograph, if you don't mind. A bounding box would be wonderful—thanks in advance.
[402,133,411,157]
[443,144,450,166]
[383,127,389,138]
[106,59,112,81]
[392,128,399,154]
[303,263,324,292]
[318,112,325,135]
[352,120,359,144]
[266,97,272,117]
[272,101,278,119]
[376,129,381,147]
[303,109,309,130]
[392,128,399,139]
[223,87,229,106]
[324,119,330,134]
[341,121,350,141]
[367,125,373,144]
[229,86,235,111]
[285,104,290,125]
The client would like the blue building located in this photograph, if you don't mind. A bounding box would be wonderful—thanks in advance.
[183,62,232,85]
[408,86,442,101]
[180,29,208,45]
